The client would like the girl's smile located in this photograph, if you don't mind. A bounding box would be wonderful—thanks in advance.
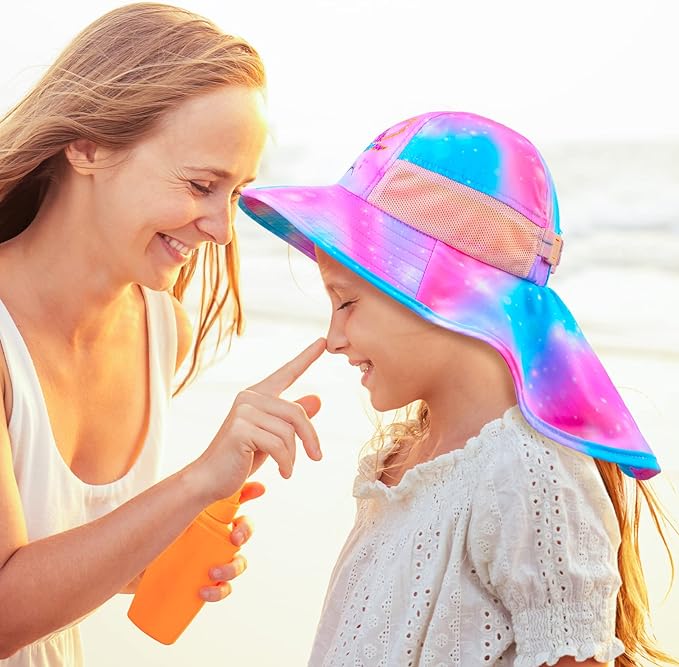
[350,359,374,386]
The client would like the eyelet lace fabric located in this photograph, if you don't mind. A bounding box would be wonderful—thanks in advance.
[309,406,625,667]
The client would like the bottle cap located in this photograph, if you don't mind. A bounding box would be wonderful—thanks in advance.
[204,490,241,523]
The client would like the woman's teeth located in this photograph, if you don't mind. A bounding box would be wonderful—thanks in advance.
[161,233,192,257]
[359,362,372,374]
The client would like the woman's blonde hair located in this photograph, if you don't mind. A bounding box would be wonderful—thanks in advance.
[0,2,266,392]
[372,402,677,666]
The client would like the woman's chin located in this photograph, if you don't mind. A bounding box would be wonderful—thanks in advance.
[139,268,181,292]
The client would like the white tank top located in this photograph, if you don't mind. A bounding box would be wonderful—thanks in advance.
[0,287,178,666]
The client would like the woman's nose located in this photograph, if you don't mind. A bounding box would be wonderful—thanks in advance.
[195,199,234,246]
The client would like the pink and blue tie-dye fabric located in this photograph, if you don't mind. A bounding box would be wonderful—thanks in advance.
[239,111,660,479]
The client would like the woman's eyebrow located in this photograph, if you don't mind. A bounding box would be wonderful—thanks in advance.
[187,165,232,178]
[186,166,256,185]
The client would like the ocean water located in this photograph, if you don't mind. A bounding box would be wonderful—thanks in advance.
[81,141,679,665]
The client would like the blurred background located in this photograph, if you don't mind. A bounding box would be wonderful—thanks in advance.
[2,0,677,664]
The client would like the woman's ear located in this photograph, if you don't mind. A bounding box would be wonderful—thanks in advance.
[63,139,101,175]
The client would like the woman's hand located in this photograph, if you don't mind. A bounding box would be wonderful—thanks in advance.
[119,572,144,594]
[190,338,326,505]
[199,481,265,602]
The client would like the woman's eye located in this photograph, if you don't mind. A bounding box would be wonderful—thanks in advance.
[337,300,357,311]
[190,181,213,195]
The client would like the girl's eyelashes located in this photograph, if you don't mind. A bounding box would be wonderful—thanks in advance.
[337,299,357,311]
[190,181,213,195]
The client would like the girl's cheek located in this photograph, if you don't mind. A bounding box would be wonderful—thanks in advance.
[344,317,361,344]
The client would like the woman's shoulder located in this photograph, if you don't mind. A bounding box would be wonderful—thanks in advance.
[168,293,193,372]
[0,339,8,424]
[141,288,192,374]
[0,301,12,424]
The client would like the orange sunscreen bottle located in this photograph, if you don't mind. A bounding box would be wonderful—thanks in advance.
[127,490,241,644]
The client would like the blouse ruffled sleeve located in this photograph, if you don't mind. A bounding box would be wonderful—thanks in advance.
[467,423,625,667]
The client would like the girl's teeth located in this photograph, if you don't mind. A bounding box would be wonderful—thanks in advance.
[359,362,372,373]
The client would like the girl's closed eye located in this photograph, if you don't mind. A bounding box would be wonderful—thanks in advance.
[337,299,357,311]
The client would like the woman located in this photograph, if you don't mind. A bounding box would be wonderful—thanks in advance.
[0,4,324,664]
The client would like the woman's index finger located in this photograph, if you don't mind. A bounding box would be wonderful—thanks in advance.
[248,338,326,397]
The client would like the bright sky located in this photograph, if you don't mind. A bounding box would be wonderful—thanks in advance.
[1,0,678,164]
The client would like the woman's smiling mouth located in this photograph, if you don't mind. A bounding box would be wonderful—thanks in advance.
[159,233,194,260]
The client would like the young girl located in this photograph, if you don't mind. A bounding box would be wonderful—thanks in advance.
[0,5,325,664]
[239,112,676,666]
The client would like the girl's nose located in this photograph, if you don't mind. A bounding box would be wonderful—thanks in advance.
[325,315,348,355]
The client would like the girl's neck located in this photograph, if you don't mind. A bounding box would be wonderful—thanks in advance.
[425,378,516,460]
[426,334,517,456]
[381,339,517,487]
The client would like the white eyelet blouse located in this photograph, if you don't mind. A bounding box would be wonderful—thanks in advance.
[309,406,625,667]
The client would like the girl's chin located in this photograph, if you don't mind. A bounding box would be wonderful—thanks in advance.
[368,392,410,414]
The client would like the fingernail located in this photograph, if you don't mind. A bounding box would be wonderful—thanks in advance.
[232,532,244,546]
[211,568,224,580]
[200,588,214,601]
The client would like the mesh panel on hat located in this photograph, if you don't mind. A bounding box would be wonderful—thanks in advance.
[367,160,544,279]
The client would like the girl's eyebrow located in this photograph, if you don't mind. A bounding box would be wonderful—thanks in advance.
[323,280,353,294]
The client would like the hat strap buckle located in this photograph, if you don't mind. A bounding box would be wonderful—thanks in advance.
[539,230,564,273]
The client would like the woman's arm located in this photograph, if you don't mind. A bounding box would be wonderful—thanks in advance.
[0,409,212,658]
[0,337,325,658]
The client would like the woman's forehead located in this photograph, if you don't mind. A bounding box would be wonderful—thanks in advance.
[147,86,267,175]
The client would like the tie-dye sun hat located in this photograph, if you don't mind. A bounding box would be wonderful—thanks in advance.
[238,111,660,480]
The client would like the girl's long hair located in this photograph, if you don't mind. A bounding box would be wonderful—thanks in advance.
[372,401,677,666]
[0,3,266,392]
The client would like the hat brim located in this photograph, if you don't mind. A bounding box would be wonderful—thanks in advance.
[239,183,660,479]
